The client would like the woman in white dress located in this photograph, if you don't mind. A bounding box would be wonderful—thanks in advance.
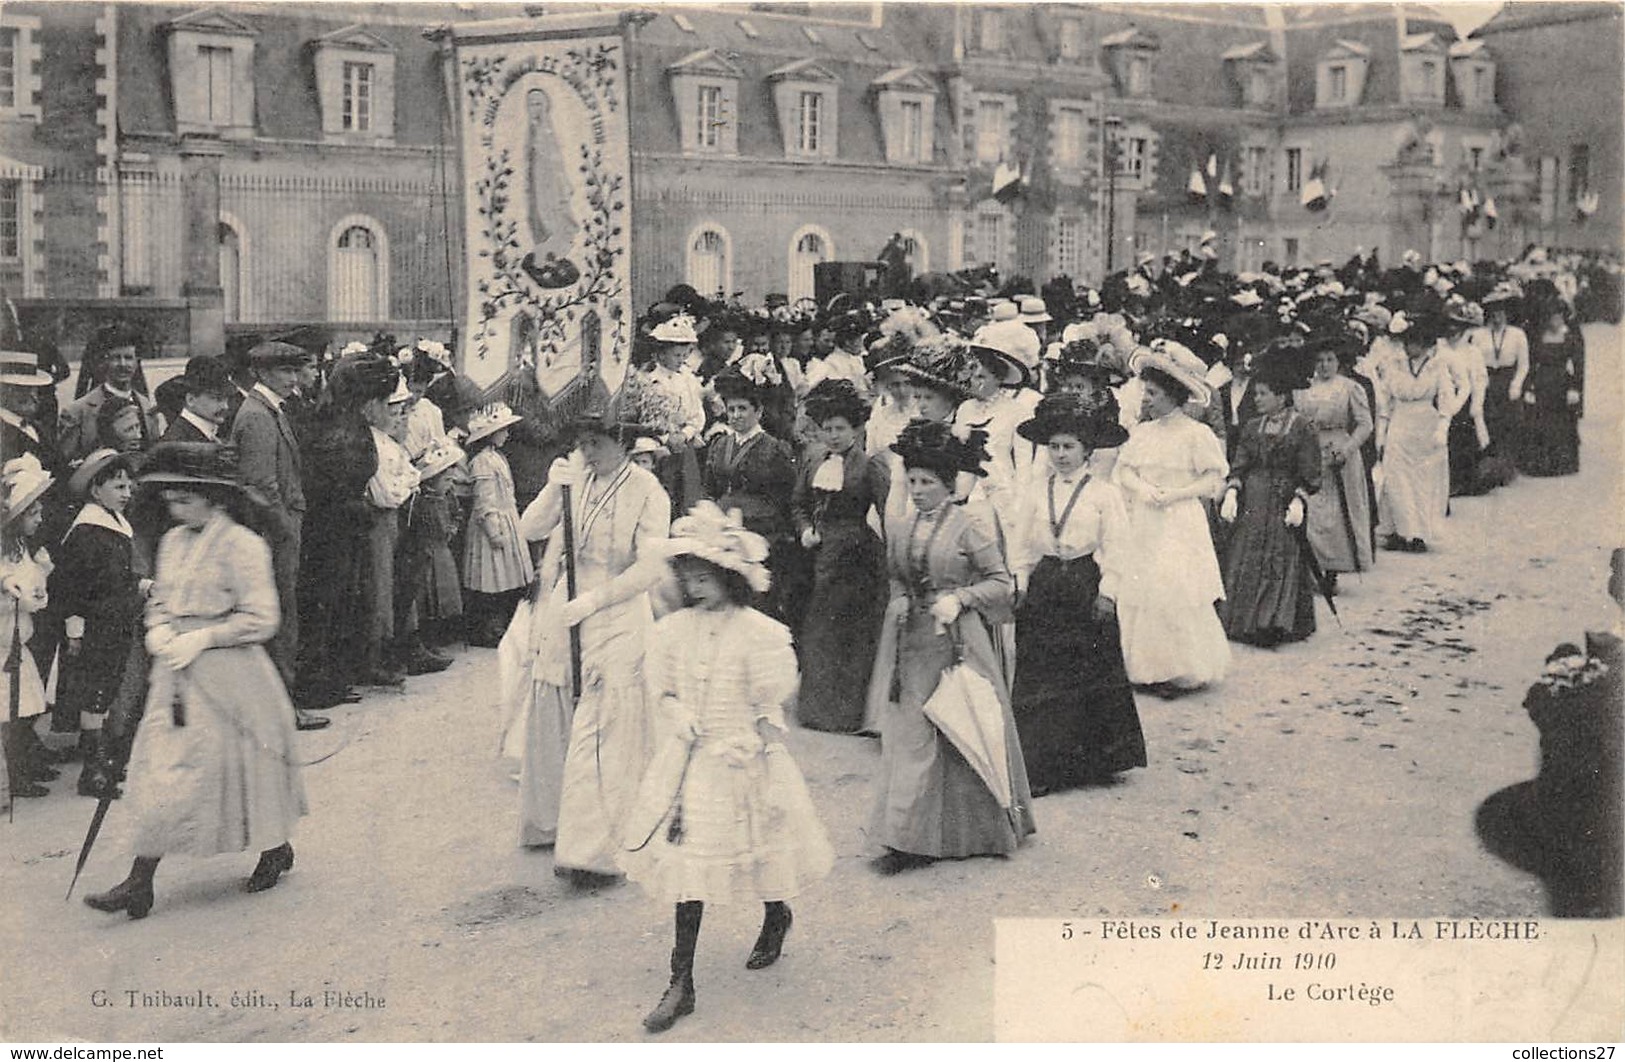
[2,455,55,805]
[621,502,833,1033]
[1373,301,1460,553]
[1111,341,1231,695]
[84,443,307,919]
[507,410,671,883]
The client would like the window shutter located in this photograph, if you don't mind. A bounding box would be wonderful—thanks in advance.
[1143,129,1162,187]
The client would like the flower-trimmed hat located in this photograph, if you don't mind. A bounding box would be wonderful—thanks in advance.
[893,336,979,402]
[648,312,700,345]
[465,402,524,445]
[414,437,467,481]
[1,454,53,524]
[890,418,991,479]
[1044,339,1127,387]
[1481,279,1523,307]
[1127,338,1213,407]
[803,378,872,427]
[0,350,54,388]
[713,352,784,405]
[659,500,773,594]
[1016,394,1129,448]
[1251,340,1316,395]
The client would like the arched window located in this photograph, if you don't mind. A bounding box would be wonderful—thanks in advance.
[896,229,929,273]
[328,214,389,322]
[686,223,731,299]
[787,225,834,304]
[217,219,243,323]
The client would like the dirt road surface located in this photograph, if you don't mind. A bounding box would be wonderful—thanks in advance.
[4,325,1620,1043]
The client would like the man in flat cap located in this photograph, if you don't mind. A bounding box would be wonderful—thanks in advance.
[231,341,309,708]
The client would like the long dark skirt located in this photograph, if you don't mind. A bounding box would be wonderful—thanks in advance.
[1012,555,1146,792]
[1448,407,1486,497]
[1220,472,1317,645]
[796,522,885,733]
[1477,366,1521,489]
[1518,402,1580,477]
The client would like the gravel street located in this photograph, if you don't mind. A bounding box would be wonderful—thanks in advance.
[4,324,1620,1044]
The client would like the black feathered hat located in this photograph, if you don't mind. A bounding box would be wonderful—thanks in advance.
[891,418,990,481]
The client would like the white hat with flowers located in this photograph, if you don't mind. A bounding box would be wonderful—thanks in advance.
[465,402,523,445]
[2,454,53,525]
[658,500,772,594]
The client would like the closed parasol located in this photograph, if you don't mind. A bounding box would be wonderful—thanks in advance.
[921,630,1019,825]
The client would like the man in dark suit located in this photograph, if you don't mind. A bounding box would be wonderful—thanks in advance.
[57,323,161,465]
[231,341,323,728]
[161,357,235,443]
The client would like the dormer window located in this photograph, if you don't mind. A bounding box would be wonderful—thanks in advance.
[1058,19,1084,60]
[1102,26,1160,99]
[1315,40,1369,109]
[313,25,396,143]
[162,8,259,139]
[769,59,840,160]
[1223,41,1278,109]
[1449,41,1496,110]
[669,49,743,156]
[872,66,938,165]
[0,14,41,121]
[978,10,1004,53]
[1400,32,1447,104]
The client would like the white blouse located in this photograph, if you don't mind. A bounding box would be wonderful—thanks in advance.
[1009,471,1128,601]
[367,427,422,510]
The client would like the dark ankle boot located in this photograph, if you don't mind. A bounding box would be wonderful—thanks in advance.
[746,902,793,969]
[17,725,58,781]
[643,901,701,1033]
[246,843,294,893]
[2,724,47,798]
[85,856,160,919]
[77,731,121,799]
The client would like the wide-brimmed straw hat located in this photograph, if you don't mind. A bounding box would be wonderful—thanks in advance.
[68,447,139,499]
[629,436,671,460]
[414,438,466,480]
[648,312,700,345]
[1,454,53,524]
[138,442,248,491]
[658,500,772,593]
[1016,295,1052,324]
[893,336,979,402]
[0,350,54,388]
[972,318,1042,370]
[1127,338,1213,407]
[965,341,1033,389]
[1016,394,1129,448]
[465,402,524,445]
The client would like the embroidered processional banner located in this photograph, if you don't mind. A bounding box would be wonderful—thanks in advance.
[449,14,632,403]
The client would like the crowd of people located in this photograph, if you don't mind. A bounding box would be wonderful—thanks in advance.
[0,240,1617,1032]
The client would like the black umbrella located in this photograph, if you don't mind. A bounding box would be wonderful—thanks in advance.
[1296,522,1341,625]
[66,794,115,901]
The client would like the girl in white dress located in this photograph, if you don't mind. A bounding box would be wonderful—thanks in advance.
[621,501,833,1033]
[1112,341,1232,694]
[2,455,55,805]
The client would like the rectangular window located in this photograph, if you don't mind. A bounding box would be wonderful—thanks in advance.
[1568,144,1590,203]
[1328,64,1347,102]
[697,84,723,150]
[977,211,1004,268]
[1419,59,1439,97]
[1285,147,1303,192]
[976,99,1007,163]
[1472,65,1489,103]
[202,45,234,125]
[1469,146,1484,171]
[1056,217,1081,276]
[0,179,20,260]
[900,99,923,162]
[1283,237,1300,267]
[1055,107,1085,170]
[979,10,1003,52]
[1245,145,1268,195]
[1539,155,1558,224]
[1249,69,1271,107]
[0,28,17,110]
[797,91,823,154]
[342,61,372,132]
[1058,20,1083,60]
[1126,56,1149,96]
[1120,135,1147,180]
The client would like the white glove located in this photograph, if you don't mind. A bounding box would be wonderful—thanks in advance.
[1508,385,1522,402]
[558,590,598,628]
[930,593,962,628]
[1219,488,1239,523]
[548,454,586,490]
[138,578,154,597]
[800,528,820,549]
[1522,390,1537,406]
[1566,389,1581,407]
[1284,496,1306,528]
[158,629,212,671]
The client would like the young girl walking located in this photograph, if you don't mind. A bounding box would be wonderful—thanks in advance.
[461,403,529,646]
[620,501,833,1034]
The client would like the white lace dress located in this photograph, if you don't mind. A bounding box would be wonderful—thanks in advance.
[619,606,833,904]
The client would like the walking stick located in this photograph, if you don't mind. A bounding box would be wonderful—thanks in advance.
[560,484,582,702]
[5,597,20,824]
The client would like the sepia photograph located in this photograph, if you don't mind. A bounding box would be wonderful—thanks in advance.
[1,0,1621,1045]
